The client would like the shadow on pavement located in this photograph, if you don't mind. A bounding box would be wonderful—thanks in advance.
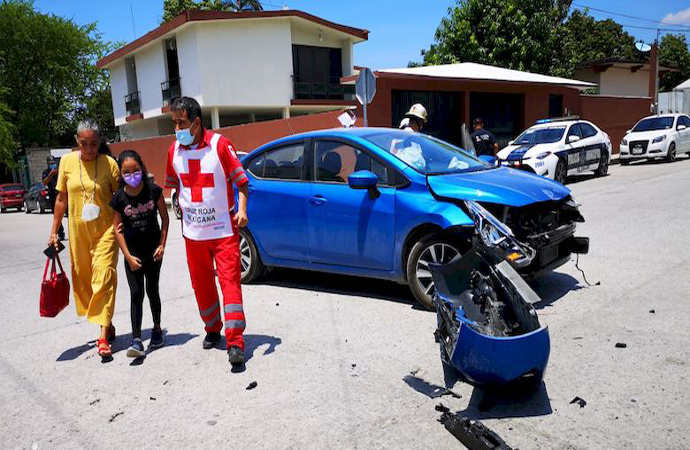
[56,329,198,361]
[529,271,582,309]
[565,173,599,185]
[457,382,552,420]
[219,333,282,364]
[254,268,418,308]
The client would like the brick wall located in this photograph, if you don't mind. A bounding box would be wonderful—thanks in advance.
[577,95,652,153]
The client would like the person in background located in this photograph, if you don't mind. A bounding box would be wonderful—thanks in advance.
[111,150,169,358]
[470,117,499,156]
[398,103,427,132]
[43,155,65,241]
[164,96,250,368]
[48,119,121,360]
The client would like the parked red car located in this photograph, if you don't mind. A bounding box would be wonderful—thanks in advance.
[0,183,27,212]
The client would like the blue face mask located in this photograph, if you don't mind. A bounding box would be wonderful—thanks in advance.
[49,163,57,169]
[176,127,194,146]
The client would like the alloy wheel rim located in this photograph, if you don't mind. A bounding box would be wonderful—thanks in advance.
[239,234,251,277]
[415,243,460,299]
[556,162,566,183]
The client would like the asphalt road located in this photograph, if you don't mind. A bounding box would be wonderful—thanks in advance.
[1,157,689,450]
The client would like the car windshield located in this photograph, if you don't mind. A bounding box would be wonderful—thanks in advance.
[361,130,490,175]
[513,126,566,145]
[632,117,674,132]
[2,185,24,191]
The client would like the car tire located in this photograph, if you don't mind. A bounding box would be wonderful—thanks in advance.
[554,158,567,184]
[406,234,463,310]
[665,143,676,163]
[239,228,264,284]
[595,151,609,176]
[171,191,182,220]
[38,202,46,214]
[24,200,31,214]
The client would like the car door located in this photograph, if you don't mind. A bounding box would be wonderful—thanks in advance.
[243,141,311,261]
[562,124,586,174]
[578,122,605,169]
[680,116,690,152]
[306,139,396,271]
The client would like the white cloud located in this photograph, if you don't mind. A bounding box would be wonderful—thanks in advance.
[662,7,690,25]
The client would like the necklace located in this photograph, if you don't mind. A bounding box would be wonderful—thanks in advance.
[79,153,98,204]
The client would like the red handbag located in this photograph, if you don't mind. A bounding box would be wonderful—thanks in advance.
[40,256,70,318]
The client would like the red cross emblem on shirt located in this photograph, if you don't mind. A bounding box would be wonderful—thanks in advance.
[180,159,214,203]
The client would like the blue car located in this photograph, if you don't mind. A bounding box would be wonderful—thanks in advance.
[239,128,588,309]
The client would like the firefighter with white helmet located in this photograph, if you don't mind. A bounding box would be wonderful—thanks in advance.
[399,103,428,132]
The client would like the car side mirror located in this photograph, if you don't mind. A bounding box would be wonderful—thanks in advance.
[567,135,581,144]
[348,170,380,198]
[508,140,514,146]
[626,129,631,134]
[478,155,497,166]
[678,124,687,131]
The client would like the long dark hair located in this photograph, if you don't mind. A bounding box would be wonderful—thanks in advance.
[117,149,153,190]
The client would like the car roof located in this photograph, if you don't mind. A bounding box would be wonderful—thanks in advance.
[638,114,681,120]
[253,127,419,151]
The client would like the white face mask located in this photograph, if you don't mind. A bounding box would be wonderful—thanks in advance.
[81,203,100,222]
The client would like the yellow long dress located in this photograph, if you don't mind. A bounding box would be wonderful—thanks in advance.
[56,152,120,326]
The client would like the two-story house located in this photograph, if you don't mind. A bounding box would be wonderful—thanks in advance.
[96,10,368,141]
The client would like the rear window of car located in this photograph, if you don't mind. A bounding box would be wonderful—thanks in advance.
[632,117,674,132]
[514,126,566,145]
[2,185,24,191]
[579,123,598,138]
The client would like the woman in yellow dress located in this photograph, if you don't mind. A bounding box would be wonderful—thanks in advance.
[48,119,121,359]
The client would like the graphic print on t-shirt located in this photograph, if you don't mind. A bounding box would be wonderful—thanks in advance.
[110,184,162,258]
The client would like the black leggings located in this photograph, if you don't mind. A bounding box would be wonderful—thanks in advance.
[124,257,162,339]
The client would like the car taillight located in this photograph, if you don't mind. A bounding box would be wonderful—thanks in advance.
[40,190,48,197]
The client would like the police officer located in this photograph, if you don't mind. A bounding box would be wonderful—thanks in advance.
[399,103,428,132]
[470,117,499,156]
[42,155,65,240]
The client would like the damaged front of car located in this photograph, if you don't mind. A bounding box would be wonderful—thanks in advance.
[425,165,589,278]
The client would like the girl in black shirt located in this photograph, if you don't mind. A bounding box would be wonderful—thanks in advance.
[111,150,169,358]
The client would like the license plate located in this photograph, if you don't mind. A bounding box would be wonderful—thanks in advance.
[632,146,644,155]
[15,194,21,198]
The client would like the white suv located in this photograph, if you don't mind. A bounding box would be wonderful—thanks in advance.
[496,118,612,184]
[620,114,690,164]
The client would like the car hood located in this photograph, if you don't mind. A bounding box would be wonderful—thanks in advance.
[626,130,673,141]
[427,167,570,207]
[497,143,558,161]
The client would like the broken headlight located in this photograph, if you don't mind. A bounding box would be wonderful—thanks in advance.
[465,200,536,267]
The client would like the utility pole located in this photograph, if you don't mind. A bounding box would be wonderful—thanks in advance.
[655,28,660,115]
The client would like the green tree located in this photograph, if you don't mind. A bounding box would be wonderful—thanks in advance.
[0,92,17,168]
[420,0,571,74]
[554,9,635,77]
[659,34,690,92]
[162,0,263,22]
[0,0,114,155]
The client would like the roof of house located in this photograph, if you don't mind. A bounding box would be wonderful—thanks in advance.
[343,62,596,89]
[576,58,676,72]
[675,78,690,90]
[96,9,369,69]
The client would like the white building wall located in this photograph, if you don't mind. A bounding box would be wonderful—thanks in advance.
[193,19,293,107]
[110,61,128,126]
[134,42,169,118]
[599,67,650,97]
[119,120,162,141]
[176,26,203,103]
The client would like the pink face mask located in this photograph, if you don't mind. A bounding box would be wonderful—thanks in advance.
[123,171,143,188]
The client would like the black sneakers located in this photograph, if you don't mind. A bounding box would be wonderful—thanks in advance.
[202,332,221,350]
[227,346,244,365]
[150,327,164,349]
[126,338,145,358]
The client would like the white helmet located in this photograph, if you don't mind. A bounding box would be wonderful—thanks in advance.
[405,103,428,123]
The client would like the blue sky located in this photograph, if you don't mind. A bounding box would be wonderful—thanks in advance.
[34,0,690,69]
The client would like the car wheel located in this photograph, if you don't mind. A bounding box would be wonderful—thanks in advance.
[38,202,46,214]
[554,158,567,184]
[239,228,264,283]
[665,143,676,163]
[24,200,31,214]
[407,235,463,310]
[172,191,182,220]
[595,151,609,176]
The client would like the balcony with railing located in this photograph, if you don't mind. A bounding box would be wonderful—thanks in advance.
[293,75,355,101]
[124,91,141,117]
[161,77,181,108]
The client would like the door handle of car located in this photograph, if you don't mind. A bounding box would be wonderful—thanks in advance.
[247,184,255,193]
[308,195,328,205]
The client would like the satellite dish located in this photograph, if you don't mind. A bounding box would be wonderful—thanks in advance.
[635,41,652,53]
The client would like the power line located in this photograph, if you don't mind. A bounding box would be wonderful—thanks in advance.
[618,23,690,33]
[573,3,690,30]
